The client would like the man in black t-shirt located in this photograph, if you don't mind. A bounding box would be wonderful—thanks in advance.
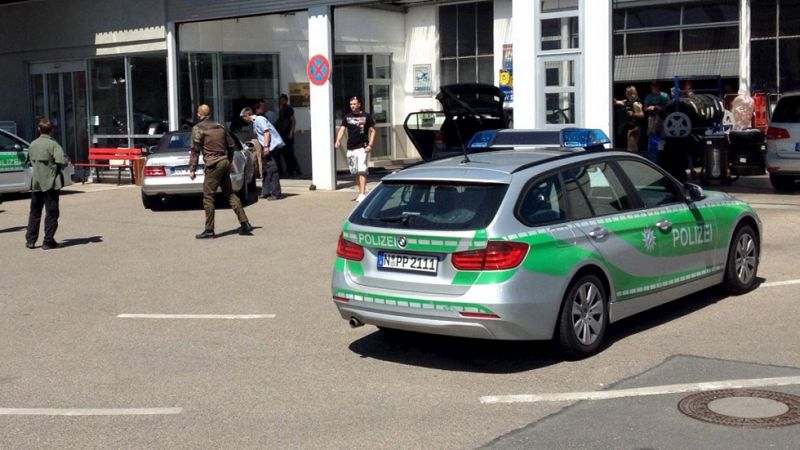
[276,93,301,177]
[334,96,376,202]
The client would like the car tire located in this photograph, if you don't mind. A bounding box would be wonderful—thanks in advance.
[770,174,796,191]
[141,192,152,209]
[722,224,759,294]
[555,274,608,359]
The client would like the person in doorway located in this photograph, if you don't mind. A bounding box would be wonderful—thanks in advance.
[334,96,376,203]
[240,106,284,201]
[189,104,253,239]
[276,93,301,177]
[25,117,67,250]
[643,81,670,139]
[614,86,644,152]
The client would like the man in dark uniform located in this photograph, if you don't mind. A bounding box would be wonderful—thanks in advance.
[189,104,253,239]
[25,117,67,249]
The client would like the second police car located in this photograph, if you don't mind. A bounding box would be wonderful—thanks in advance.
[331,128,761,358]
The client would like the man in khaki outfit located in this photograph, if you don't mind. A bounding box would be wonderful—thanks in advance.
[25,117,67,249]
[189,104,253,239]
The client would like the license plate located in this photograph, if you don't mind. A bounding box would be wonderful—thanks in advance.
[378,251,438,275]
[172,165,203,175]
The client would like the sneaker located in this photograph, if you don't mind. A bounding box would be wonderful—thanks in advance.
[239,221,254,235]
[195,230,215,239]
[355,193,366,203]
[25,242,36,249]
[42,241,59,250]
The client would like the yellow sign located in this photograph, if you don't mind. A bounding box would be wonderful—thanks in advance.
[289,82,310,107]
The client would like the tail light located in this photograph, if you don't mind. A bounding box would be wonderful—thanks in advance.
[766,127,790,140]
[337,233,364,261]
[451,241,529,271]
[143,166,166,177]
[434,131,444,150]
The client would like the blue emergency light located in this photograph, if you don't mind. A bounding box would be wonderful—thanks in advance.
[560,128,610,148]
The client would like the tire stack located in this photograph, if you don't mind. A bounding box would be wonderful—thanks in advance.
[664,94,725,132]
[728,129,766,176]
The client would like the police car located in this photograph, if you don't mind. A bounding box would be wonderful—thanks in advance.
[0,128,74,199]
[331,128,761,358]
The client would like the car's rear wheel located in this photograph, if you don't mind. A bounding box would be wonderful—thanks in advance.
[556,274,608,359]
[141,191,152,209]
[722,224,759,294]
[769,174,796,191]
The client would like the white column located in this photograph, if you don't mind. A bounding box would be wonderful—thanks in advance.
[308,5,335,191]
[166,22,179,131]
[739,0,751,93]
[512,0,537,128]
[582,0,612,138]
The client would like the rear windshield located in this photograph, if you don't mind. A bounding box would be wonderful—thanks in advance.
[350,182,508,231]
[772,96,800,123]
[155,133,192,153]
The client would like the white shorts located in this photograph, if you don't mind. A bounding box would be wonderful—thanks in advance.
[346,148,368,175]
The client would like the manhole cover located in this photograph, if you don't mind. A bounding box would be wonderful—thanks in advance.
[678,389,800,428]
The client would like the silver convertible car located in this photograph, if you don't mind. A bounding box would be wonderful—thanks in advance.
[331,128,761,358]
[140,131,257,208]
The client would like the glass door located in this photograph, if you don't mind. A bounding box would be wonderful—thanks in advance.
[367,82,392,159]
[30,65,88,164]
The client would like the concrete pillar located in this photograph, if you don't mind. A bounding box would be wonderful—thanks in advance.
[166,22,179,131]
[512,0,537,129]
[739,0,750,93]
[308,5,335,191]
[583,0,612,138]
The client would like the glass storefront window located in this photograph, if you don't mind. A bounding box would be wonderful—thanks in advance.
[545,92,575,124]
[626,31,680,55]
[89,57,128,146]
[541,0,578,13]
[683,27,739,51]
[625,6,681,29]
[130,55,168,136]
[751,0,777,38]
[179,53,217,131]
[333,55,366,122]
[367,55,391,79]
[751,40,777,92]
[438,1,493,84]
[541,17,579,51]
[779,1,800,36]
[544,60,574,87]
[779,38,800,92]
[682,1,738,25]
[221,54,279,129]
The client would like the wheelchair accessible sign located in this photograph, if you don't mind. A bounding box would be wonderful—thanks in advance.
[307,54,331,86]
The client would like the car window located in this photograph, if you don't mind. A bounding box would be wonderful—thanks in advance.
[562,162,633,219]
[0,132,26,152]
[616,159,680,207]
[771,96,800,123]
[351,182,508,231]
[517,174,567,226]
[156,133,192,153]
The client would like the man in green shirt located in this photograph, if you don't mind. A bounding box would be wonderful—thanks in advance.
[25,117,67,250]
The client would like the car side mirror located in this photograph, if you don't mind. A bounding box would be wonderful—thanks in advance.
[684,183,705,202]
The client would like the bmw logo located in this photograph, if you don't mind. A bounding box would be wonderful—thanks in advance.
[398,237,408,248]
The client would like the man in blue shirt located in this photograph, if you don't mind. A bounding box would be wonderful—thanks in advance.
[643,81,670,139]
[241,107,284,200]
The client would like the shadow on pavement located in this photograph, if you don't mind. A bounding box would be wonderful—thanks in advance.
[0,225,26,234]
[60,235,103,248]
[347,278,766,372]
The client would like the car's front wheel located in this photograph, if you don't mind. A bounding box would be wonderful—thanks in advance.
[722,224,759,294]
[556,274,608,359]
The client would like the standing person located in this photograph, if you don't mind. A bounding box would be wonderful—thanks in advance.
[614,86,644,152]
[255,99,282,176]
[643,81,670,139]
[276,93,302,177]
[189,104,253,239]
[25,117,67,250]
[240,107,284,201]
[334,96,376,203]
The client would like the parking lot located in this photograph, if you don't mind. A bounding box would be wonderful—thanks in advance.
[1,175,800,449]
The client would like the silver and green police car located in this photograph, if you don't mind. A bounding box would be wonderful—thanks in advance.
[331,129,761,358]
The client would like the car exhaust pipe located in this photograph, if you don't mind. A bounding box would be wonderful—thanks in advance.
[348,317,364,328]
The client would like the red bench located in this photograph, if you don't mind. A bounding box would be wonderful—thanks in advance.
[74,147,142,185]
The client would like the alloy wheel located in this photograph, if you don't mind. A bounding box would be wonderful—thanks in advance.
[571,282,605,346]
[735,233,757,285]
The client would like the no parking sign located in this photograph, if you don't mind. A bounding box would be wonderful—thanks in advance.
[307,54,331,86]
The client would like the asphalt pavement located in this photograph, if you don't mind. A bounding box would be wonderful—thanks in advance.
[1,174,799,449]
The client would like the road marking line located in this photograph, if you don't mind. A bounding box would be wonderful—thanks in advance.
[761,279,800,288]
[480,376,800,404]
[117,314,276,319]
[0,408,182,416]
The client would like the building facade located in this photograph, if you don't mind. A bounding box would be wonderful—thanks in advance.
[0,0,794,190]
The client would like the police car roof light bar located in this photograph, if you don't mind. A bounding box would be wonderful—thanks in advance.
[560,128,610,149]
